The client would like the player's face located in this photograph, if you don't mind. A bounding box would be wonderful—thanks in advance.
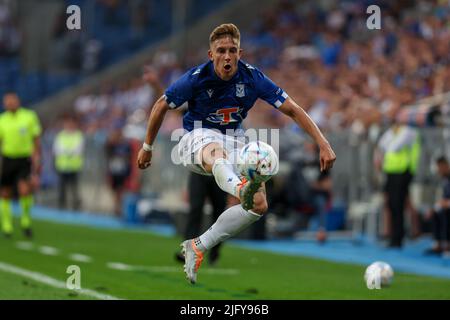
[209,36,242,81]
[2,93,20,112]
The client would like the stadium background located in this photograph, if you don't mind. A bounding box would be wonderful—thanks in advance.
[1,0,450,299]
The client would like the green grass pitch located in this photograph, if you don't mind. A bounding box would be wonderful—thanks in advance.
[1,218,450,300]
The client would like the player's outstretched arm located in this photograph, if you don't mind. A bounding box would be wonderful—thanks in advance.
[278,97,336,171]
[137,95,170,169]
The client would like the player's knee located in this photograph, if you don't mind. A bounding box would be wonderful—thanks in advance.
[202,143,226,161]
[201,143,227,171]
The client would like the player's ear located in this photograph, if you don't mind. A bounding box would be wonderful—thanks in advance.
[208,49,213,61]
[238,48,243,58]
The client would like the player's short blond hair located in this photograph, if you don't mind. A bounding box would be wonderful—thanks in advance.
[209,23,240,47]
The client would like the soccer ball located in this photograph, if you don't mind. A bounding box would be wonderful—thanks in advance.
[364,261,394,288]
[237,141,279,183]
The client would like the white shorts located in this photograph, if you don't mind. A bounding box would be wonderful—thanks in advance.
[177,128,246,176]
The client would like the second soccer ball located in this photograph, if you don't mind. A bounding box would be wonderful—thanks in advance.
[364,261,394,288]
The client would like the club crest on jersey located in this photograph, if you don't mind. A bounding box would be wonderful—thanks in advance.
[206,107,242,125]
[236,84,245,97]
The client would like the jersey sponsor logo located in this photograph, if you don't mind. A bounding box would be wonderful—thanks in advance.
[206,107,242,125]
[236,84,245,97]
[206,89,214,98]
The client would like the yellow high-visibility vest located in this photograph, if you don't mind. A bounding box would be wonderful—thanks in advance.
[383,148,411,174]
[383,134,421,174]
[54,130,84,173]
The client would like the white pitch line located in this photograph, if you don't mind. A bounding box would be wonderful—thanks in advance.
[107,262,131,271]
[0,261,122,300]
[16,242,34,251]
[16,242,92,263]
[38,246,60,256]
[69,253,92,263]
[107,262,239,275]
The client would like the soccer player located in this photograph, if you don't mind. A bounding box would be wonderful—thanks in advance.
[0,92,42,238]
[137,24,336,283]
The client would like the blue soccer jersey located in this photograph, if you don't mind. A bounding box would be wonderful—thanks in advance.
[164,60,288,134]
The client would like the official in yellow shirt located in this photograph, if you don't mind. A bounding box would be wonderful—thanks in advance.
[376,122,421,248]
[53,115,84,210]
[0,92,42,238]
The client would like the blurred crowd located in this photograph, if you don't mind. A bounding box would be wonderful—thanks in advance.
[50,0,162,74]
[9,0,445,245]
[243,0,450,133]
[0,0,154,105]
[0,0,206,105]
[2,0,448,136]
[64,0,450,138]
[0,0,20,58]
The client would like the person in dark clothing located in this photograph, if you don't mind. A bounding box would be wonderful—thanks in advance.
[424,156,450,256]
[175,172,227,265]
[311,170,332,242]
[105,128,132,217]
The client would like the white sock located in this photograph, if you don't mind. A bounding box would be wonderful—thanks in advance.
[212,158,242,197]
[198,205,261,251]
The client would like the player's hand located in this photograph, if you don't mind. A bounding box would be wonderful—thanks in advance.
[319,142,336,172]
[137,148,152,169]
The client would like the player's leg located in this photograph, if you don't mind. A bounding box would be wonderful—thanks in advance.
[0,158,15,237]
[200,142,243,198]
[17,157,34,237]
[179,132,273,283]
[201,140,268,211]
[199,186,267,248]
[182,184,268,284]
[0,186,13,237]
[18,179,33,238]
[178,128,249,200]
